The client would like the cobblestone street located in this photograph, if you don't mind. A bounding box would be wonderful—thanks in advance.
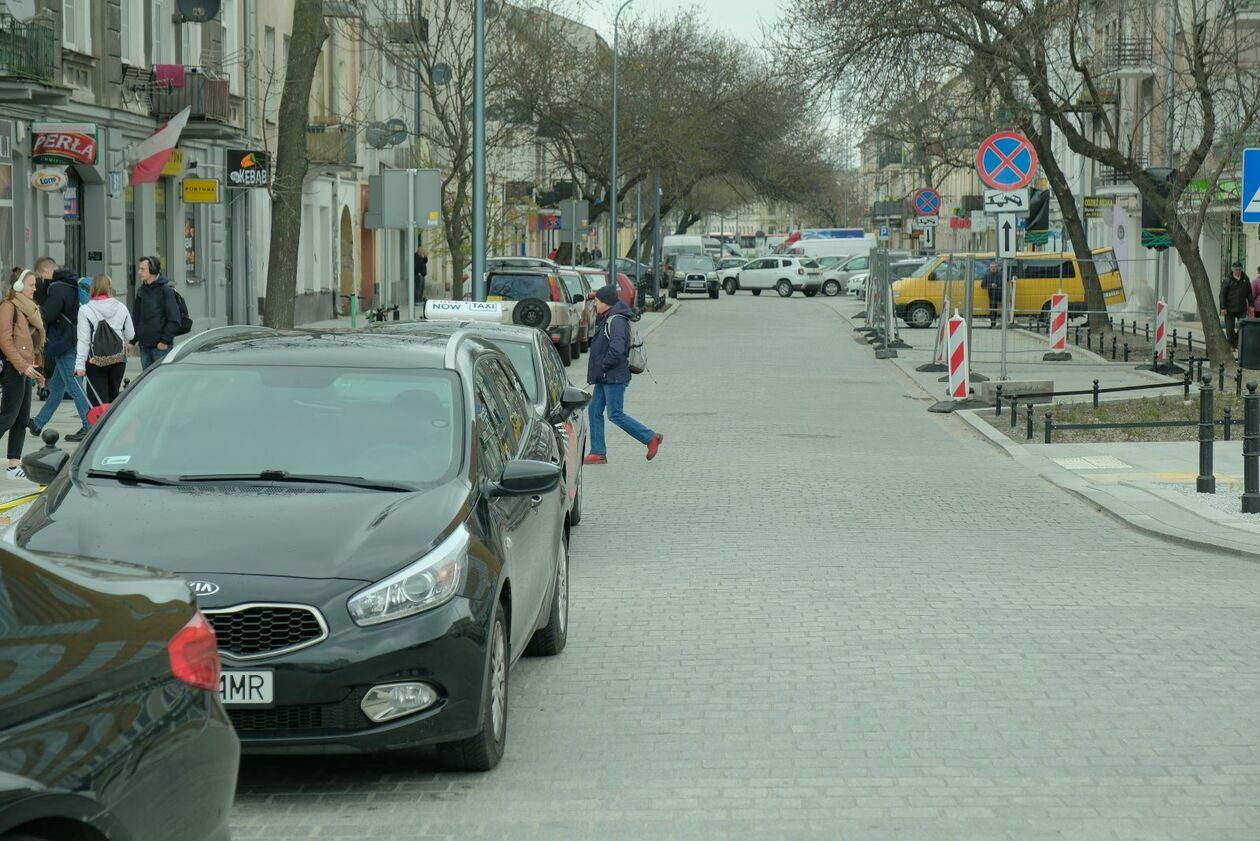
[232,295,1260,840]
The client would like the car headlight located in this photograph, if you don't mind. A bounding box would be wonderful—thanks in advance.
[673,271,684,279]
[707,273,717,281]
[347,525,469,626]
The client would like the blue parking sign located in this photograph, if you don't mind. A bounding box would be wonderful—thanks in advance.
[878,226,890,240]
[1243,149,1260,223]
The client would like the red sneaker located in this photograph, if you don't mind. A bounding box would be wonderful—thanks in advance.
[583,453,608,465]
[646,433,664,461]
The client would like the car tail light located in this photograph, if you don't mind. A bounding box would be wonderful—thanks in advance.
[549,275,562,301]
[168,612,221,692]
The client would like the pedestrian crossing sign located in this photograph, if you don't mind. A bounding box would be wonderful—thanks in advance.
[1242,149,1260,223]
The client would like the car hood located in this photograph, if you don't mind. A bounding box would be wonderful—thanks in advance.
[14,477,473,583]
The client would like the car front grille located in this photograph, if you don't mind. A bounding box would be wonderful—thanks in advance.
[204,604,327,659]
[228,694,371,733]
[686,274,706,281]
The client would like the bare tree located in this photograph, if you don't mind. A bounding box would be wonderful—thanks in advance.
[263,0,328,328]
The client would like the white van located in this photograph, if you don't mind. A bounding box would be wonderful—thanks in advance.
[662,234,706,258]
[783,236,877,260]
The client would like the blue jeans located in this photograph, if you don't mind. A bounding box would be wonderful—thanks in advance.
[139,345,170,370]
[588,382,654,455]
[33,350,90,429]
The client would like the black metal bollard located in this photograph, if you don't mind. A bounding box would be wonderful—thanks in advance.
[1111,336,1117,360]
[1120,318,1126,335]
[1092,378,1101,409]
[1010,396,1019,429]
[995,384,1004,416]
[1219,362,1226,393]
[1044,412,1053,444]
[1198,378,1216,494]
[1087,330,1093,352]
[1183,368,1191,400]
[1237,367,1244,397]
[1188,332,1194,354]
[1225,406,1233,441]
[1074,325,1081,345]
[1172,328,1178,350]
[1026,402,1034,441]
[1244,383,1260,513]
[1124,342,1130,362]
[1145,323,1150,341]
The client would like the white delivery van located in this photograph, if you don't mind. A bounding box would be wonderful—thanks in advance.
[662,234,706,258]
[783,236,877,260]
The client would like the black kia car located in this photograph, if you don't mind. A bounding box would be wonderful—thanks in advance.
[0,547,238,841]
[14,328,585,771]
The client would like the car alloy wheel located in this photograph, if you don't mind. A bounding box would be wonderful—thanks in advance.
[776,280,792,297]
[526,538,569,656]
[823,280,841,296]
[556,542,568,635]
[906,302,935,329]
[723,279,737,295]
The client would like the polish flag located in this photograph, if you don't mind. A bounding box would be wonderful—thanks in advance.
[129,106,191,185]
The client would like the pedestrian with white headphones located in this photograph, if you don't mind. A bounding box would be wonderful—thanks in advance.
[0,267,47,479]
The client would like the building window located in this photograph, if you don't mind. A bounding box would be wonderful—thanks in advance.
[264,26,278,124]
[222,0,240,95]
[121,0,145,65]
[151,0,171,64]
[181,20,203,66]
[62,0,94,55]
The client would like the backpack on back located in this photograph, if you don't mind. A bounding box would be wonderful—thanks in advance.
[165,284,194,335]
[605,314,647,375]
[88,313,127,366]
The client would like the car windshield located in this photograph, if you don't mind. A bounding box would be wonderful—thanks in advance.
[489,273,551,300]
[480,338,539,402]
[674,256,714,271]
[802,259,821,268]
[82,366,463,488]
[893,259,930,278]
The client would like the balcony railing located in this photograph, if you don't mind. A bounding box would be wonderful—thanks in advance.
[306,123,357,166]
[0,14,55,83]
[1096,153,1148,188]
[150,68,231,123]
[1099,37,1154,76]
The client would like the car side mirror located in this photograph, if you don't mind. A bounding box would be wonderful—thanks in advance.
[549,385,592,423]
[928,271,937,281]
[571,293,583,304]
[488,459,561,497]
[22,429,69,485]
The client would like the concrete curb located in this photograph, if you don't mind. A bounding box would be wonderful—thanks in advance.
[953,407,1260,562]
[635,300,681,341]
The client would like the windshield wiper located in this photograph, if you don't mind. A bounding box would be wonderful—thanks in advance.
[87,469,181,486]
[177,470,414,492]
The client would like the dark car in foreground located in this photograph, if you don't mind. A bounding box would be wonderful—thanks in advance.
[15,327,585,771]
[0,547,238,841]
[668,254,720,298]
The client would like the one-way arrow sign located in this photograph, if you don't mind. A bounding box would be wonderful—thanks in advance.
[997,213,1020,259]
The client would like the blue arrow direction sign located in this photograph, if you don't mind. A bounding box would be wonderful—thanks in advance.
[1243,149,1260,223]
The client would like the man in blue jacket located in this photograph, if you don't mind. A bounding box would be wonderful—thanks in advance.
[583,285,662,464]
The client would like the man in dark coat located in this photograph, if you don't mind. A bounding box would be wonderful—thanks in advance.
[1220,261,1254,350]
[583,285,662,464]
[28,267,91,440]
[132,256,181,369]
[981,261,1003,327]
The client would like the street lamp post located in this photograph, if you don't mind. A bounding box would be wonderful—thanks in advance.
[471,0,489,300]
[608,0,637,286]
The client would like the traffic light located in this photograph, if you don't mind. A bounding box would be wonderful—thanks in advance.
[1141,167,1175,250]
[1024,188,1049,246]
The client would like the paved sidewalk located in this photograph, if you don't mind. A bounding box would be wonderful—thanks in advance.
[830,295,1260,561]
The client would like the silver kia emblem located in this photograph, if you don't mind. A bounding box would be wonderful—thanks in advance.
[186,580,220,597]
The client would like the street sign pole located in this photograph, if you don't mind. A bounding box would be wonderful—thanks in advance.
[407,168,416,321]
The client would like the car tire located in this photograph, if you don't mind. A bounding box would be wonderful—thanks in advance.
[751,289,761,296]
[906,302,935,329]
[723,278,737,295]
[570,340,580,359]
[775,280,793,297]
[558,340,573,366]
[669,285,679,299]
[526,537,569,657]
[436,602,508,772]
[579,337,590,353]
[803,288,818,298]
[823,279,841,297]
[512,298,552,330]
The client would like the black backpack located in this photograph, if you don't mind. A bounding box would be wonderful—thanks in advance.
[165,285,193,335]
[88,316,126,366]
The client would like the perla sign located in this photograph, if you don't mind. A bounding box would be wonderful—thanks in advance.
[30,168,68,191]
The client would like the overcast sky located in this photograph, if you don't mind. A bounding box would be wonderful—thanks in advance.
[583,0,776,51]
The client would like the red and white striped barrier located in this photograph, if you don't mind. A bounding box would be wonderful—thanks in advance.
[947,310,969,399]
[1154,300,1168,361]
[1048,293,1068,351]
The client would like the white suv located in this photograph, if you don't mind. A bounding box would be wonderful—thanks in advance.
[725,257,823,297]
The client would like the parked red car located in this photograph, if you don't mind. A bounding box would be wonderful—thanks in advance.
[577,269,637,309]
[558,270,596,352]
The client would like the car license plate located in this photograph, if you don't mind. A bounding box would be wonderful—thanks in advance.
[487,295,504,301]
[219,670,274,705]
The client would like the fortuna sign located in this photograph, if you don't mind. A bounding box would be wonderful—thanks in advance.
[32,123,98,166]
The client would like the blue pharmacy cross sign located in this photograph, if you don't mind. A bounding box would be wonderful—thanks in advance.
[1242,149,1260,223]
[913,188,940,216]
[975,131,1039,191]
